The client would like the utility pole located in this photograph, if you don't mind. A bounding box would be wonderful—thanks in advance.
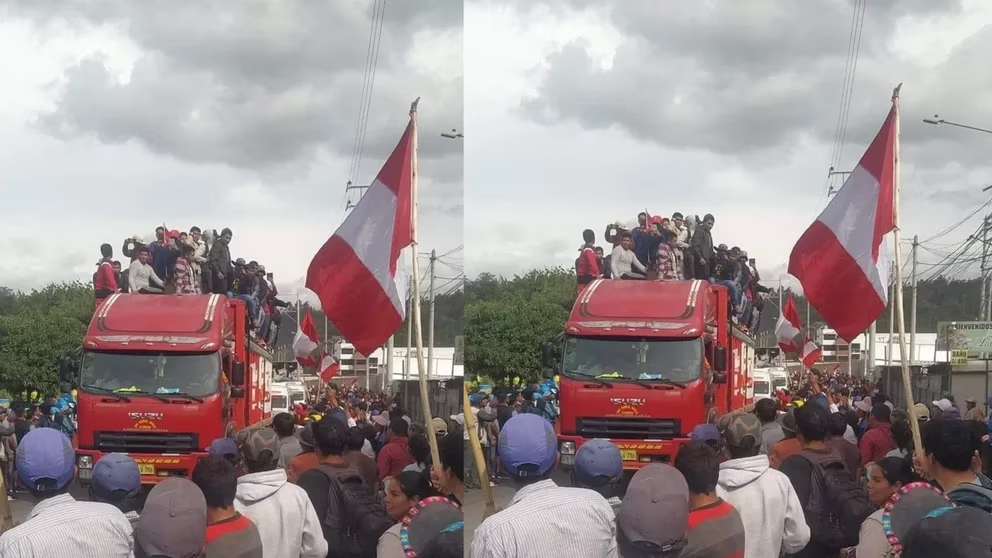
[427,250,437,381]
[868,322,876,379]
[405,288,412,381]
[344,181,371,212]
[910,235,918,366]
[982,215,989,321]
[887,262,894,367]
[386,335,394,392]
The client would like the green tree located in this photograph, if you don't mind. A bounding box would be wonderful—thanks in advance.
[464,268,575,385]
[0,282,93,394]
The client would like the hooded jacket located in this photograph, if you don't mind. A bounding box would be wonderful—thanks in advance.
[716,454,810,558]
[234,468,327,558]
[946,474,992,513]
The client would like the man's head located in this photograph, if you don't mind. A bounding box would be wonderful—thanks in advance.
[388,417,409,441]
[583,229,595,244]
[135,478,207,558]
[966,397,977,409]
[431,417,448,438]
[155,226,165,240]
[620,231,634,250]
[674,442,720,497]
[112,260,122,273]
[16,428,75,498]
[923,419,977,475]
[594,246,604,259]
[755,398,778,424]
[313,414,348,458]
[189,226,201,241]
[637,212,647,226]
[100,243,113,259]
[720,413,762,459]
[272,412,295,438]
[90,453,141,508]
[137,246,151,263]
[240,427,280,472]
[437,426,464,492]
[617,464,689,557]
[498,414,558,484]
[572,439,623,490]
[689,424,723,456]
[220,228,233,244]
[794,403,830,445]
[208,437,243,469]
[827,412,848,438]
[671,212,684,228]
[870,402,891,426]
[701,214,715,230]
[191,455,238,511]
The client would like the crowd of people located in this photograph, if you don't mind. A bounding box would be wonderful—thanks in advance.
[0,383,466,557]
[91,225,290,343]
[0,389,77,501]
[468,366,992,558]
[575,212,772,332]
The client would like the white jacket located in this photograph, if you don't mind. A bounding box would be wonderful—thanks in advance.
[716,454,810,558]
[234,469,327,558]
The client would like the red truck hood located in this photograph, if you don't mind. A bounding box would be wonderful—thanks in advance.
[558,378,708,438]
[76,393,222,451]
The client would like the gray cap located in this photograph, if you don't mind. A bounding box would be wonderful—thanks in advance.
[617,464,689,554]
[135,478,207,558]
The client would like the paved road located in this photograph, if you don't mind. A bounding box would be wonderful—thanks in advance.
[464,470,572,551]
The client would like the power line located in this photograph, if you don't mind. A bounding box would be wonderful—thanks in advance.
[825,0,867,198]
[345,0,387,211]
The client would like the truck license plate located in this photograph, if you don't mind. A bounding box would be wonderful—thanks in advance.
[619,450,637,461]
[137,464,155,475]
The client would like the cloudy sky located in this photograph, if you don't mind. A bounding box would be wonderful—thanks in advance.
[465,0,992,287]
[0,0,463,301]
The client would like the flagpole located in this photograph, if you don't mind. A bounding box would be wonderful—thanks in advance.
[889,83,923,454]
[406,98,442,474]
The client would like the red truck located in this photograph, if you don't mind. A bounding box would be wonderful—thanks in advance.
[60,293,273,486]
[542,278,756,470]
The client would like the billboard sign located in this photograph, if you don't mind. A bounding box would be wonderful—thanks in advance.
[936,321,992,356]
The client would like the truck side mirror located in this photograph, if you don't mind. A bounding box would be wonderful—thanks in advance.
[712,373,727,385]
[713,347,728,372]
[232,361,246,387]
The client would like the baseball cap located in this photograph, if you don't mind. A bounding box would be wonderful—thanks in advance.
[241,427,280,467]
[778,412,797,434]
[431,417,448,435]
[498,413,557,477]
[722,413,762,449]
[901,505,992,558]
[295,424,315,449]
[913,403,931,420]
[617,464,689,554]
[932,399,953,412]
[689,424,720,443]
[91,453,141,499]
[15,428,74,492]
[208,438,239,457]
[135,478,207,558]
[573,439,623,485]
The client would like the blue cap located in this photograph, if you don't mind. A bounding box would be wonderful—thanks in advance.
[574,439,623,483]
[92,453,141,495]
[16,428,74,491]
[498,414,557,477]
[690,424,720,443]
[208,437,239,457]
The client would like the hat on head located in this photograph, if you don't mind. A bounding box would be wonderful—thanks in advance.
[966,397,977,404]
[855,400,872,413]
[933,399,953,412]
[241,428,280,467]
[91,453,141,499]
[722,413,762,448]
[901,505,992,558]
[778,412,797,434]
[617,464,689,554]
[882,482,954,554]
[295,424,315,449]
[135,478,207,558]
[399,496,463,556]
[208,437,239,457]
[689,424,720,443]
[431,417,448,435]
[574,439,623,484]
[913,403,931,420]
[498,414,557,477]
[374,413,390,427]
[15,428,75,492]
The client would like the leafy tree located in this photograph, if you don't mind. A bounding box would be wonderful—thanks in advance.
[464,268,575,385]
[0,282,93,394]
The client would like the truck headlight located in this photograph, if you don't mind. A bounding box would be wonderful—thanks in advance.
[559,441,575,456]
[77,455,93,470]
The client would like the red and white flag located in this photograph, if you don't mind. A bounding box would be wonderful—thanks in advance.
[775,296,803,352]
[306,115,413,356]
[801,338,822,369]
[318,352,339,382]
[349,378,358,391]
[788,106,896,342]
[293,309,320,367]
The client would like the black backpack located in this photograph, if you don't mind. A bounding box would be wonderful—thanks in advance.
[799,451,874,549]
[317,465,394,558]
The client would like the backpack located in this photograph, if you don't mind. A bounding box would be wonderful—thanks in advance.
[947,477,992,513]
[799,451,875,549]
[317,465,394,558]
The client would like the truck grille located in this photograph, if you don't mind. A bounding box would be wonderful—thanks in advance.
[94,432,199,454]
[576,417,681,440]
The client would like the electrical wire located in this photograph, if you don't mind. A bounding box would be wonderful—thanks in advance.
[345,0,387,210]
[825,0,867,198]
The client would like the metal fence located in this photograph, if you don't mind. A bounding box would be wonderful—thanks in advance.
[878,364,951,409]
[392,378,463,424]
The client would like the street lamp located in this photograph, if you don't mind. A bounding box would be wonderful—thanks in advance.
[922,115,992,135]
[440,129,463,139]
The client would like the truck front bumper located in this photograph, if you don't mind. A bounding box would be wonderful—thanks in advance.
[556,434,693,470]
[75,449,207,486]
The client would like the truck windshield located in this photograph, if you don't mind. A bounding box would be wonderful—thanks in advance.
[79,351,220,398]
[562,336,703,383]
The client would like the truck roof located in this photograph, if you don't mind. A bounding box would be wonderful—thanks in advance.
[569,279,708,336]
[85,293,227,351]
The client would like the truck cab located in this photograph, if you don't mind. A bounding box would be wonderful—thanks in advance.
[544,279,755,470]
[62,293,272,485]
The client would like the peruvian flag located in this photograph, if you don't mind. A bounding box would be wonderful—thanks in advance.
[788,106,896,342]
[775,296,803,353]
[318,352,339,382]
[801,338,822,369]
[292,309,320,367]
[349,378,358,391]
[306,114,413,356]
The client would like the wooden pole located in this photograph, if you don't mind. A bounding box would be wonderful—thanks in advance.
[407,98,442,474]
[890,83,923,453]
[463,383,498,517]
[0,473,13,532]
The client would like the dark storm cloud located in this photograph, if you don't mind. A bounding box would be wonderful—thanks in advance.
[2,0,463,171]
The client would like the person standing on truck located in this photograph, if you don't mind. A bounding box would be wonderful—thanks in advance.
[209,227,234,295]
[93,243,119,309]
[690,214,715,280]
[129,247,166,294]
[611,231,648,280]
[669,212,691,279]
[576,229,600,293]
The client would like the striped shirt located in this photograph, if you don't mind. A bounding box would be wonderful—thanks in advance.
[0,493,134,557]
[470,479,618,558]
[682,499,746,558]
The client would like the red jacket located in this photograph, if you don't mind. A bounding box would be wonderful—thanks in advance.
[575,246,600,279]
[858,422,896,465]
[376,435,413,479]
[93,260,118,294]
